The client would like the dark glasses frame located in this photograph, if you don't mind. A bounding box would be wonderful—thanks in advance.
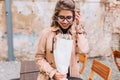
[57,15,74,22]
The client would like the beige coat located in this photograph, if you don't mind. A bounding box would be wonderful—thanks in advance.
[35,25,89,80]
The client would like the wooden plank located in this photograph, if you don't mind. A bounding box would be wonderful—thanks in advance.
[20,61,39,80]
[20,61,39,74]
[20,72,39,80]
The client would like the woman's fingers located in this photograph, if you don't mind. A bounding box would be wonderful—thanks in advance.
[53,72,67,80]
[75,12,81,25]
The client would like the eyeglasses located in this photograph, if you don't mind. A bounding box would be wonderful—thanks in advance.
[57,15,73,22]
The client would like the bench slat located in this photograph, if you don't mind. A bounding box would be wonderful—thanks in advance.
[20,61,39,74]
[20,61,39,80]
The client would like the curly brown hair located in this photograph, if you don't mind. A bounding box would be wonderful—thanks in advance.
[51,0,75,27]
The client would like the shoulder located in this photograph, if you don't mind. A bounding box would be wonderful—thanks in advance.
[38,27,53,38]
[40,27,52,35]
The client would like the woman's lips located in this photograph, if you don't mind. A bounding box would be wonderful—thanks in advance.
[62,24,68,28]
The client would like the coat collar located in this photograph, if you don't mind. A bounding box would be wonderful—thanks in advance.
[51,26,75,35]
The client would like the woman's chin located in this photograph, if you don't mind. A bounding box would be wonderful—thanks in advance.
[62,26,69,29]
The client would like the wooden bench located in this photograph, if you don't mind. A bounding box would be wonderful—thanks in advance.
[20,61,84,80]
[78,53,87,74]
[20,61,39,80]
[88,59,112,80]
[113,50,120,71]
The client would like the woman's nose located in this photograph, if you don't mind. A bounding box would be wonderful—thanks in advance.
[63,19,68,23]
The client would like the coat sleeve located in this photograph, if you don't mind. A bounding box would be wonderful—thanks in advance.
[76,25,89,54]
[35,29,57,79]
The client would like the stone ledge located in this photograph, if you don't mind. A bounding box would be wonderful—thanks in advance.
[0,61,20,80]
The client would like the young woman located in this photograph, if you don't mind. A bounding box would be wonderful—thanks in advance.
[35,0,89,80]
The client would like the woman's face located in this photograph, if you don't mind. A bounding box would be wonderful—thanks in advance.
[57,10,74,29]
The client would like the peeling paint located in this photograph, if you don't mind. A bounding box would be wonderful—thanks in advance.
[0,0,120,60]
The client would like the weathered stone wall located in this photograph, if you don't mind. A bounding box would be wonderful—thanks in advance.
[0,1,8,61]
[0,0,120,60]
[11,0,57,60]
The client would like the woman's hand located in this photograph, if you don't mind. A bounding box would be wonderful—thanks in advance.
[53,72,67,80]
[75,11,85,33]
[75,11,81,25]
